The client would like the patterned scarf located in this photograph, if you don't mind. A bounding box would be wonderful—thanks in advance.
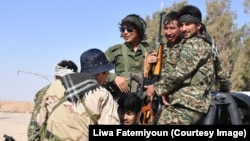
[199,23,212,44]
[54,65,74,77]
[60,72,100,104]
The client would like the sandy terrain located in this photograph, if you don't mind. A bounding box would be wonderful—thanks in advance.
[0,100,34,141]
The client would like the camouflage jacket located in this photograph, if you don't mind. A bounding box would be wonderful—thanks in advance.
[37,79,65,127]
[36,78,120,141]
[155,37,214,113]
[200,31,231,92]
[45,86,120,141]
[156,42,182,95]
[27,84,51,141]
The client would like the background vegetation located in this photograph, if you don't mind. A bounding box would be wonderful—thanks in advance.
[144,0,250,92]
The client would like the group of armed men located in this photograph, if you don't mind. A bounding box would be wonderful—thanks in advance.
[26,5,230,141]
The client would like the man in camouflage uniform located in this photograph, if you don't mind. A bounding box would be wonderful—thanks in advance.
[28,60,78,141]
[200,23,231,92]
[28,84,50,141]
[157,11,183,107]
[105,14,155,99]
[42,48,119,141]
[146,5,215,125]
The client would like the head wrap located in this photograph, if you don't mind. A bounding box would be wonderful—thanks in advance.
[178,14,201,24]
[120,14,147,40]
[121,14,146,34]
[54,65,74,77]
[199,23,212,44]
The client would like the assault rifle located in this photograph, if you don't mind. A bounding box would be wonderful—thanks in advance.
[130,73,156,124]
[141,8,166,125]
[151,10,166,125]
[3,134,15,141]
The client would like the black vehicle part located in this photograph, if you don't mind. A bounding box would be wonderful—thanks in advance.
[203,92,243,125]
[231,92,250,124]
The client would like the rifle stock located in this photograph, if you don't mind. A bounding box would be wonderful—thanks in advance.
[141,99,154,124]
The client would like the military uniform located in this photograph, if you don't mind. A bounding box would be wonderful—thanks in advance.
[37,79,65,127]
[199,31,230,92]
[155,37,214,125]
[27,84,50,141]
[45,86,119,141]
[159,43,182,89]
[105,42,154,98]
[41,73,120,141]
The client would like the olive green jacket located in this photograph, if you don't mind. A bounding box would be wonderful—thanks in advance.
[105,42,154,94]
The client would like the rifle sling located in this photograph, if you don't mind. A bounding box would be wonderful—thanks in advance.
[53,97,98,124]
[81,98,98,125]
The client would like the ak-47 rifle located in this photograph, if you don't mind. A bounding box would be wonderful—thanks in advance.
[151,9,166,125]
[130,73,154,125]
[140,6,166,125]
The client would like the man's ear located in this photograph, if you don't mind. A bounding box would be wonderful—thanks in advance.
[197,23,202,31]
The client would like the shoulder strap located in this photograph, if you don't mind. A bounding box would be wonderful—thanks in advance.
[121,44,129,74]
[52,97,66,113]
[53,97,98,125]
[81,98,98,125]
[51,97,98,125]
[39,97,66,141]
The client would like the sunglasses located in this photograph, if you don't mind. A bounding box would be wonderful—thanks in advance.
[119,26,134,33]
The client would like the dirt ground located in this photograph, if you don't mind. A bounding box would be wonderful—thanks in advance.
[0,100,34,141]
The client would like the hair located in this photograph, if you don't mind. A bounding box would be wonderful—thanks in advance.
[163,11,179,25]
[178,5,202,24]
[119,14,147,40]
[57,60,78,72]
[117,93,142,113]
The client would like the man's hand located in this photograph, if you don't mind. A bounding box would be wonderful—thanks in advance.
[114,76,129,93]
[147,52,158,64]
[162,95,170,106]
[145,84,155,101]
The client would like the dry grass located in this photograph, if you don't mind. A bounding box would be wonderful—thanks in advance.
[0,100,34,113]
[0,100,34,141]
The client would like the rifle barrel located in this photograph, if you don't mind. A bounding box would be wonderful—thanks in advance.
[158,12,166,43]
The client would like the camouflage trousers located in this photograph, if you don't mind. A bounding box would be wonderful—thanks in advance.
[157,104,204,125]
